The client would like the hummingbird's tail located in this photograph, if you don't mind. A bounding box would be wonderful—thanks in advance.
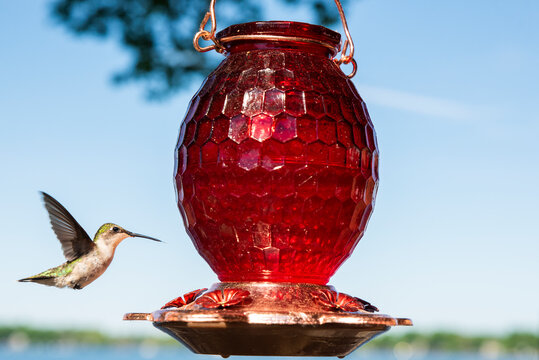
[18,276,57,287]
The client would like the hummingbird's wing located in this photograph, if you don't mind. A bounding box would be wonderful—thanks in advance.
[41,192,96,261]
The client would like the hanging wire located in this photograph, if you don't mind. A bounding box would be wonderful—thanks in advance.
[331,0,357,78]
[193,0,225,53]
[193,0,357,78]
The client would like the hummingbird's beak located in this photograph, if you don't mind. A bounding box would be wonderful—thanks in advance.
[126,231,162,242]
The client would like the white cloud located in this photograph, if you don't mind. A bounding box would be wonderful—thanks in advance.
[358,85,492,122]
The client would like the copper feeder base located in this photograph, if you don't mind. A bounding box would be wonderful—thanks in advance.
[125,282,411,357]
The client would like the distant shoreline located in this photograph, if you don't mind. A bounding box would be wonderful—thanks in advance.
[1,325,537,356]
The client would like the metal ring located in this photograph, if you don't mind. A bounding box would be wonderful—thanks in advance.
[346,58,358,78]
[218,34,338,52]
[335,57,357,79]
[194,30,217,53]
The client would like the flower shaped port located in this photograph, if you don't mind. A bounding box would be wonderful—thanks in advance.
[195,288,251,309]
[161,288,208,309]
[312,289,379,313]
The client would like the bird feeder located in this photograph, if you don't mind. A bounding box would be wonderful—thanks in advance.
[125,0,411,356]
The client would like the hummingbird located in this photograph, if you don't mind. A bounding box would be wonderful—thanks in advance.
[18,192,161,289]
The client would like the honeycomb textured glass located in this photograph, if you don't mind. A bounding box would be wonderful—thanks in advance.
[174,22,379,285]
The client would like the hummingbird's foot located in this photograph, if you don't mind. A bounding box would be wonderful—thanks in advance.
[73,284,82,290]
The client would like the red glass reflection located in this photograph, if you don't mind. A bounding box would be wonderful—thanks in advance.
[174,21,378,285]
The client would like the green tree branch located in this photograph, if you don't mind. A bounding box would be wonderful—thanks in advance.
[50,0,349,99]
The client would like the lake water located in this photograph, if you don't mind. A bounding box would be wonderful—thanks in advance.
[0,346,536,360]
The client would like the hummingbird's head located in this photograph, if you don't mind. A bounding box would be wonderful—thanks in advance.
[95,223,162,247]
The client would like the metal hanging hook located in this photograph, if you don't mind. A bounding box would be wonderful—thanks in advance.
[331,0,357,78]
[193,0,225,53]
[192,0,357,78]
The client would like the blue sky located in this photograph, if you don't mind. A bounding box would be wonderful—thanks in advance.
[0,0,537,338]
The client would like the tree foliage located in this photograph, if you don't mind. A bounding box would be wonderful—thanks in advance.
[51,0,348,98]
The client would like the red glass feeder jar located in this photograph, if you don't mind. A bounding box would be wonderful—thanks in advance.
[174,21,379,285]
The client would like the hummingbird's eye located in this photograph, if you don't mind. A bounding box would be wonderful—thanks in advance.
[112,227,120,233]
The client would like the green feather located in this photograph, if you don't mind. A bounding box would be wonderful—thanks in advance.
[29,258,82,279]
[93,223,120,241]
